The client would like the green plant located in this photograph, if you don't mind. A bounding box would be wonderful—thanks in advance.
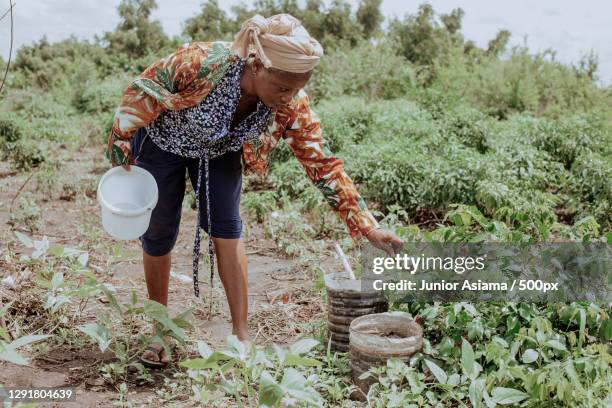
[566,152,612,230]
[78,287,192,384]
[1,1,611,405]
[0,301,49,365]
[268,160,313,198]
[180,336,324,407]
[101,242,141,275]
[34,161,60,198]
[264,194,317,257]
[308,39,415,100]
[9,194,42,232]
[317,98,375,152]
[364,301,611,407]
[16,231,98,318]
[2,233,102,364]
[7,139,47,170]
[242,191,277,223]
[442,105,491,153]
[74,74,130,114]
[0,113,24,143]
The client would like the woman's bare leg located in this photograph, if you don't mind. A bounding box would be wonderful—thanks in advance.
[142,251,172,363]
[212,237,249,341]
[144,252,171,306]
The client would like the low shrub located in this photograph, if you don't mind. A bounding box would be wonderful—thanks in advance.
[74,74,131,114]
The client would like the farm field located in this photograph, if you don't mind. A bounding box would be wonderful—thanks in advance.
[0,1,610,407]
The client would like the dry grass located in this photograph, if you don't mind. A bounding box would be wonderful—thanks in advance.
[251,287,325,345]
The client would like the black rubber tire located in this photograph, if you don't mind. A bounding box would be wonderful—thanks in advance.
[327,321,350,334]
[328,296,388,308]
[328,303,388,317]
[329,330,350,343]
[329,339,349,353]
[349,346,411,365]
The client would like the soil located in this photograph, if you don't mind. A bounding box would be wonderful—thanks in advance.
[0,145,337,407]
[358,329,405,338]
[381,331,404,339]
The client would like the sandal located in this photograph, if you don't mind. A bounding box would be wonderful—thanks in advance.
[139,343,173,369]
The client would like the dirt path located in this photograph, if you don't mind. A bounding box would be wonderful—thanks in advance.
[0,145,333,406]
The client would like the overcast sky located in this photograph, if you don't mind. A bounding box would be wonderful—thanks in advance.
[1,0,611,85]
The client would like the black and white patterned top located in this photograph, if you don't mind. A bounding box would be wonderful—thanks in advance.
[145,57,272,159]
[144,57,272,298]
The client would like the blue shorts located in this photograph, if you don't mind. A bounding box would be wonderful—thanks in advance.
[132,127,243,256]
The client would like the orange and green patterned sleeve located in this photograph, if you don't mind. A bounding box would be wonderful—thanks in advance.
[283,91,380,240]
[106,42,233,166]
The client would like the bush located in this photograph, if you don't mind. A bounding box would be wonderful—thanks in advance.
[12,37,112,90]
[413,86,463,120]
[307,39,415,100]
[529,115,606,168]
[75,74,130,114]
[489,145,566,192]
[267,139,294,165]
[8,193,41,232]
[346,97,440,144]
[2,90,70,120]
[440,105,491,153]
[0,114,24,143]
[316,98,375,152]
[567,152,612,229]
[0,113,47,169]
[10,139,47,170]
[343,138,485,212]
[242,191,277,223]
[268,160,312,198]
[0,114,46,170]
[434,45,612,119]
[388,4,465,75]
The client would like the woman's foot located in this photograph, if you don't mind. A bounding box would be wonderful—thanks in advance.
[139,335,173,368]
[233,326,250,342]
[232,326,254,349]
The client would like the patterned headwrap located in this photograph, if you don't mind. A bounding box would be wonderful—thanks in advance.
[231,14,324,73]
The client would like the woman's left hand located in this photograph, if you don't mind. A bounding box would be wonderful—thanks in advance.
[366,228,404,256]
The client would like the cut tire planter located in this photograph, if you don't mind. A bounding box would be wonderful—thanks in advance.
[349,312,423,400]
[328,320,350,334]
[349,347,411,366]
[328,303,388,317]
[329,330,350,343]
[328,310,388,326]
[328,296,387,308]
[324,272,388,353]
[329,339,349,353]
[325,273,384,298]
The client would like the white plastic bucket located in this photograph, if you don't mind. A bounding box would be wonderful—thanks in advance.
[97,166,158,240]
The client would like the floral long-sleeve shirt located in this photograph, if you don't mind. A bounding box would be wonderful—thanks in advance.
[107,41,380,240]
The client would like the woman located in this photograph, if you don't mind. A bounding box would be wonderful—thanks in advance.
[107,14,403,367]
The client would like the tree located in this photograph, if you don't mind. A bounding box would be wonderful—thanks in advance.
[390,4,465,67]
[253,0,301,17]
[440,8,464,36]
[576,51,599,82]
[486,29,511,57]
[300,0,325,39]
[12,36,111,89]
[319,0,362,47]
[182,0,234,41]
[356,0,383,38]
[103,0,168,58]
[228,2,258,34]
[222,0,364,49]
